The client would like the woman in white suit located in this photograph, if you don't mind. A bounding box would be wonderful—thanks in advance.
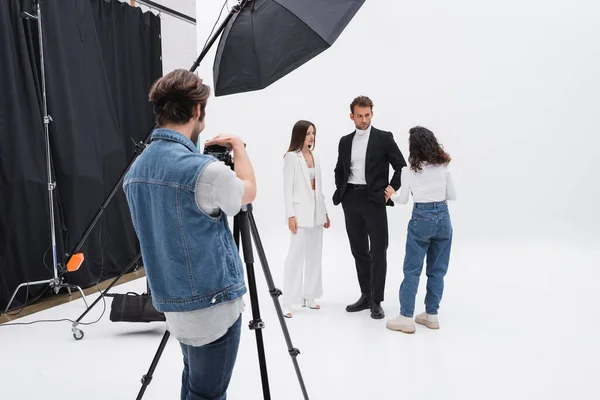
[282,120,330,318]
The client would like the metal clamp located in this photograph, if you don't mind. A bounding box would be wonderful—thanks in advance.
[249,319,265,330]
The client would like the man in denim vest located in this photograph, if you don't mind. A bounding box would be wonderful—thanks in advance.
[123,69,256,400]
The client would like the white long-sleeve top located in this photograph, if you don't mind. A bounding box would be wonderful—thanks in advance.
[391,163,456,204]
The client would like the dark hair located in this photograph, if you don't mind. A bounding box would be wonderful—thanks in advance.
[350,96,374,113]
[286,120,316,154]
[408,126,451,173]
[148,69,211,126]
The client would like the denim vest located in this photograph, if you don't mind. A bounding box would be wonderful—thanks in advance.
[123,128,246,312]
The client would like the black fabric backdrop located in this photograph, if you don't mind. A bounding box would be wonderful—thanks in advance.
[0,0,162,311]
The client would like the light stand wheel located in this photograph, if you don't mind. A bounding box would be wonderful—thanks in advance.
[72,328,84,340]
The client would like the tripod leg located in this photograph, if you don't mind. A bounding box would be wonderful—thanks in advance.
[137,330,171,400]
[233,214,240,248]
[236,212,271,400]
[246,206,310,400]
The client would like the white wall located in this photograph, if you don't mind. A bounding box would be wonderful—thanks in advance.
[126,0,197,73]
[192,0,600,248]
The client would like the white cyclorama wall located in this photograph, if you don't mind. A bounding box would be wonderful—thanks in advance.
[125,0,197,73]
[192,0,600,249]
[156,0,197,73]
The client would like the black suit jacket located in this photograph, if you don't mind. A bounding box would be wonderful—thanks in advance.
[333,127,407,206]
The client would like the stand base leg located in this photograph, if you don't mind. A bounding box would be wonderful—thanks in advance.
[3,277,90,315]
[3,279,53,314]
[70,253,142,340]
[61,283,89,308]
[73,285,88,307]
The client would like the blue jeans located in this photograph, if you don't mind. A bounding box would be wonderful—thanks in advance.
[399,201,453,317]
[179,316,242,400]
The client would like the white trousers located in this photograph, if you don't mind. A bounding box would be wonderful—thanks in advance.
[282,225,323,306]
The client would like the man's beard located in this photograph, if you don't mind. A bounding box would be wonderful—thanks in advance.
[190,118,202,146]
[191,130,200,146]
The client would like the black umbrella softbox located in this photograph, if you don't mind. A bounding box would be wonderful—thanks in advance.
[213,0,365,96]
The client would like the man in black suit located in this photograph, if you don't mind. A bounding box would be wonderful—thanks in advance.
[333,96,407,319]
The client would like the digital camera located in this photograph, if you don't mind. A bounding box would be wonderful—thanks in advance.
[204,144,234,169]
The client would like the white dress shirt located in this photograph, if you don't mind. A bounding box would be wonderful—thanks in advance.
[391,163,456,204]
[347,125,371,184]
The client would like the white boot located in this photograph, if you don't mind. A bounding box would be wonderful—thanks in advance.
[283,305,293,318]
[386,315,416,334]
[415,312,439,329]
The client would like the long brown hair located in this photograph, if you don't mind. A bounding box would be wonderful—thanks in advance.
[408,126,451,173]
[286,120,316,154]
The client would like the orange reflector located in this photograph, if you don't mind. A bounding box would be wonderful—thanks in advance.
[67,253,85,272]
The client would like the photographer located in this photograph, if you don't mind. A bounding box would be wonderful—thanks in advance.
[123,69,256,400]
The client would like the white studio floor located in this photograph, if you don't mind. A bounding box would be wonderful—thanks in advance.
[1,238,599,400]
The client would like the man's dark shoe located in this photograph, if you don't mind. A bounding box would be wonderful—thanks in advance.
[345,294,371,312]
[370,302,385,319]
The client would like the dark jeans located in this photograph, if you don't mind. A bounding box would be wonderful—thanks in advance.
[179,316,242,400]
[342,187,388,302]
[399,201,453,317]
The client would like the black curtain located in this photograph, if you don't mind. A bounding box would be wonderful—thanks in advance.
[0,0,162,311]
[0,0,53,311]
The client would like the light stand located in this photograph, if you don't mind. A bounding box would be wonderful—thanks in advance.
[69,0,246,338]
[3,0,88,314]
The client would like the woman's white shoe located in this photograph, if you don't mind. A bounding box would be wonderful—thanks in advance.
[415,312,439,329]
[302,299,320,309]
[386,315,416,333]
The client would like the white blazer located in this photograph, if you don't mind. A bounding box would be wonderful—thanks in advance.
[283,150,328,228]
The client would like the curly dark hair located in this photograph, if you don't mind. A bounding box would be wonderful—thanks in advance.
[408,126,451,173]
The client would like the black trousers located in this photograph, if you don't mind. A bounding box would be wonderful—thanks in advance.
[341,187,388,302]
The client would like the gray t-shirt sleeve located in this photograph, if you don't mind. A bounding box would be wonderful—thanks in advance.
[195,161,244,216]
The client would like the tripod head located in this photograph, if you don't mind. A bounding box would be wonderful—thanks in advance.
[203,141,247,171]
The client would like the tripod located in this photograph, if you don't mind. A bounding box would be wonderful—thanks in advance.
[3,0,88,314]
[135,205,310,400]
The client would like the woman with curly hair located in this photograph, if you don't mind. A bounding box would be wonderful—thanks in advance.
[384,126,456,334]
